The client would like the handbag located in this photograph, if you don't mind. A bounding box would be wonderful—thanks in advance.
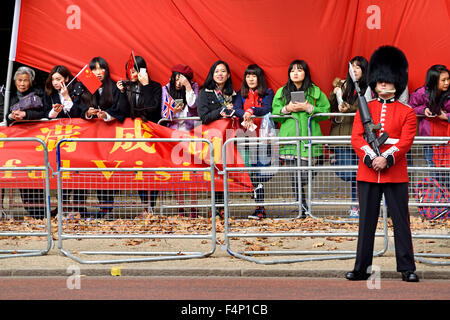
[11,92,43,111]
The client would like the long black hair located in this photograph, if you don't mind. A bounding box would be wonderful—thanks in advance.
[81,56,115,109]
[240,64,268,98]
[342,56,368,105]
[425,64,450,114]
[282,60,313,103]
[168,69,194,105]
[124,56,150,81]
[123,55,153,118]
[201,60,234,96]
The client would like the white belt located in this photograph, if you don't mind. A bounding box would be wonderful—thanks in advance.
[385,138,399,144]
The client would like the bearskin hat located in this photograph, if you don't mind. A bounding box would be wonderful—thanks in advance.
[368,45,408,99]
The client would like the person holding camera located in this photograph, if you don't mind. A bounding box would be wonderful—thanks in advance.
[409,64,450,169]
[272,60,330,218]
[197,60,236,124]
[197,60,236,218]
[116,55,162,123]
[328,56,369,218]
[115,55,162,214]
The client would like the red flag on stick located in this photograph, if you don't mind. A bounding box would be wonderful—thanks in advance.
[73,65,102,94]
[126,51,139,80]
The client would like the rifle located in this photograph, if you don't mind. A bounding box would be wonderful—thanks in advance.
[349,62,388,156]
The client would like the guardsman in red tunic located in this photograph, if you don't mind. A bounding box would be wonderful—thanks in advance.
[346,46,419,282]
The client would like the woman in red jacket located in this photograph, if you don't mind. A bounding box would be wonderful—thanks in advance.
[346,46,419,282]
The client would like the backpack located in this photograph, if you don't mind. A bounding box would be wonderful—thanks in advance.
[414,177,450,220]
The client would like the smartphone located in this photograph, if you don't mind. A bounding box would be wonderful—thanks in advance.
[291,91,306,103]
[220,107,235,117]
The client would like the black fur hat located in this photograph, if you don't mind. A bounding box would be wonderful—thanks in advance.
[368,45,408,99]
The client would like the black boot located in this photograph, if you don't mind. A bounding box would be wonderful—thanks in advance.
[401,271,419,282]
[345,270,371,281]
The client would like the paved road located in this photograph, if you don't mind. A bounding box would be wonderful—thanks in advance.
[1,276,449,301]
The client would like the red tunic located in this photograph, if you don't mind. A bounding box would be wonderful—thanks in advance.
[351,98,417,183]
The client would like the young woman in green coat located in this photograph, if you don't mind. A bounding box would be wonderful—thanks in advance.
[272,60,330,217]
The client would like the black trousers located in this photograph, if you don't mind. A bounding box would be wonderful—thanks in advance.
[355,181,416,273]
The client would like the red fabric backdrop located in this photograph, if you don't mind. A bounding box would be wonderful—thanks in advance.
[13,0,450,103]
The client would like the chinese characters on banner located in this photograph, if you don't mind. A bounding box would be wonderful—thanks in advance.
[0,118,253,192]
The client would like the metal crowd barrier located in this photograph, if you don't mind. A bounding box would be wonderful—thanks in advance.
[222,127,449,265]
[222,135,389,264]
[1,114,446,267]
[0,138,53,259]
[408,136,450,265]
[56,137,217,264]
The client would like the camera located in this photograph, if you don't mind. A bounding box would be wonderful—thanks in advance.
[121,80,132,87]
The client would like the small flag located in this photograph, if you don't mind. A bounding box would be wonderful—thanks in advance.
[73,64,102,94]
[162,95,175,120]
[126,51,139,80]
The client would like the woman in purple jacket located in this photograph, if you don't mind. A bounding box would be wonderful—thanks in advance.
[410,64,450,166]
[160,64,199,217]
[161,64,199,131]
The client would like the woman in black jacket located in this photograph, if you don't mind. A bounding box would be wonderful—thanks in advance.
[79,57,121,217]
[197,60,236,218]
[115,55,162,213]
[197,60,236,124]
[43,65,83,119]
[79,57,121,122]
[115,55,162,123]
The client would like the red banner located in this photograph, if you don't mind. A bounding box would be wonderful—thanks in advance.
[13,0,450,104]
[0,118,253,191]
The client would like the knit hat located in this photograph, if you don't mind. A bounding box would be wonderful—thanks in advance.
[171,64,194,81]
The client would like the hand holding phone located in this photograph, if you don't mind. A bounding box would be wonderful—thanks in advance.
[138,68,149,85]
[220,107,235,117]
[174,99,184,113]
[52,103,63,113]
[291,91,306,103]
[87,107,100,117]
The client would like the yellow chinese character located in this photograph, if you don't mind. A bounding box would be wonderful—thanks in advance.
[0,132,7,148]
[35,125,81,152]
[110,119,156,154]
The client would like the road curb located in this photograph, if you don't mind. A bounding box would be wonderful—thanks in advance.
[1,268,449,279]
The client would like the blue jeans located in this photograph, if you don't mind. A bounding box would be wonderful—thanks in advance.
[333,146,358,202]
[423,146,435,167]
